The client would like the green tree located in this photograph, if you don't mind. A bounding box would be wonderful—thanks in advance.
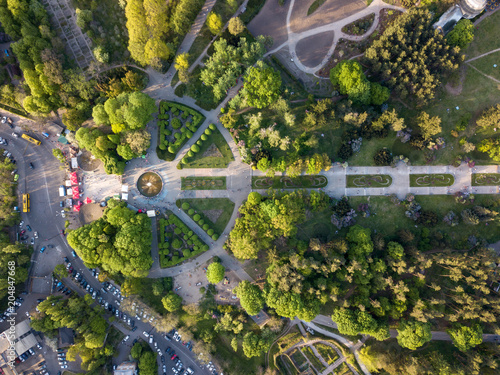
[206,262,225,284]
[138,350,157,375]
[230,337,238,352]
[396,320,432,350]
[416,111,442,140]
[330,60,371,104]
[370,82,390,105]
[75,8,92,30]
[447,19,474,49]
[162,292,182,312]
[242,331,273,358]
[228,16,245,35]
[52,148,66,163]
[476,104,500,128]
[131,342,143,359]
[241,61,282,109]
[447,324,482,352]
[207,12,223,35]
[387,241,404,260]
[125,0,149,65]
[234,280,264,315]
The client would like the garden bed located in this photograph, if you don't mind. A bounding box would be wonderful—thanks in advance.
[156,101,206,161]
[252,175,328,189]
[176,198,235,237]
[158,212,209,268]
[181,177,227,190]
[346,174,392,188]
[301,346,325,372]
[179,124,234,168]
[313,343,339,365]
[409,174,455,187]
[341,13,375,36]
[471,173,500,186]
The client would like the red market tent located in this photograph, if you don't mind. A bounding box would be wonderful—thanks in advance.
[70,172,78,185]
[73,204,81,212]
[84,197,92,204]
[73,186,80,199]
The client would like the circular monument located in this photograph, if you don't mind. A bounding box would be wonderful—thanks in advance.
[137,172,163,197]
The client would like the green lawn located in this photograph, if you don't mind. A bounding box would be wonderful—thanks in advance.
[185,66,220,110]
[252,175,328,189]
[180,126,234,168]
[470,50,500,81]
[471,173,500,186]
[409,174,454,187]
[348,134,399,166]
[296,208,336,243]
[308,0,327,16]
[181,176,227,190]
[277,355,299,375]
[349,195,500,244]
[346,175,392,188]
[465,11,500,59]
[177,198,235,235]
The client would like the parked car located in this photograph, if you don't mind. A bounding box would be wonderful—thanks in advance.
[29,162,34,169]
[34,231,38,239]
[26,225,31,231]
[39,247,46,253]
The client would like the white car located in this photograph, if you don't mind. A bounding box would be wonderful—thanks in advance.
[34,232,39,239]
[1,116,6,123]
[143,331,149,338]
[123,335,130,342]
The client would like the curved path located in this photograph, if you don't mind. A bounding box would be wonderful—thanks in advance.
[262,0,405,76]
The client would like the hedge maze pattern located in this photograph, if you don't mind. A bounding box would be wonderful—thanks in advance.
[410,174,454,187]
[472,173,500,186]
[181,177,227,190]
[157,101,206,161]
[158,213,209,268]
[252,175,328,189]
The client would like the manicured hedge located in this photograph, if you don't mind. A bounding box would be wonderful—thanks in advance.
[156,101,206,161]
[158,214,209,268]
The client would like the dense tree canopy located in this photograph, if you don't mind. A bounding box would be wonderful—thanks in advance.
[447,19,474,49]
[162,292,182,312]
[396,320,432,350]
[447,324,483,352]
[330,60,371,104]
[240,61,281,109]
[234,280,264,316]
[365,8,462,103]
[206,262,225,284]
[67,200,153,277]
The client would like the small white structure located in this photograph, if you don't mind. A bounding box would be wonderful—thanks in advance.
[121,184,129,193]
[434,0,486,33]
[146,210,156,218]
[65,180,72,187]
[122,193,129,201]
[71,157,78,169]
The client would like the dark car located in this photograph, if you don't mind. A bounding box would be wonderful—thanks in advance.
[165,347,171,353]
[64,257,69,263]
[20,235,28,241]
[26,225,32,231]
[71,250,76,257]
[29,162,34,169]
[60,201,64,207]
[60,230,65,236]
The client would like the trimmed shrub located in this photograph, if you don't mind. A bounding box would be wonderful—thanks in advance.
[172,238,182,249]
[201,134,208,141]
[165,129,172,136]
[182,202,190,210]
[203,224,209,231]
[207,229,214,236]
[185,130,193,138]
[209,123,216,130]
[187,150,194,157]
[168,146,177,153]
[174,228,182,235]
[174,132,181,139]
[198,219,204,226]
[171,118,182,129]
[212,234,219,240]
[191,144,200,152]
[188,208,195,215]
[159,144,167,150]
[204,128,212,135]
[193,214,201,221]
[197,140,203,146]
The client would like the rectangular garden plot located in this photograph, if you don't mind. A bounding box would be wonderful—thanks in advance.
[181,176,227,190]
[179,124,234,168]
[472,173,500,186]
[346,175,392,188]
[158,213,209,268]
[409,174,454,187]
[252,175,328,189]
[177,198,235,239]
[156,101,206,161]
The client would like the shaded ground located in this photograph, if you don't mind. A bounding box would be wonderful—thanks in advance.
[289,0,366,34]
[295,31,335,68]
[247,0,289,48]
[77,150,101,171]
[79,203,104,225]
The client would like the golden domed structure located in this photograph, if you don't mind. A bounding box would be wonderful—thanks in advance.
[459,0,487,18]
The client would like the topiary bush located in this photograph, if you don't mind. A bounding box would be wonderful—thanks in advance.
[171,118,182,129]
[201,134,208,141]
[198,219,204,226]
[172,238,182,249]
[193,214,201,221]
[174,228,182,235]
[205,128,212,135]
[188,208,195,215]
[203,224,209,231]
[212,234,219,240]
[207,229,214,236]
[191,144,200,152]
[209,123,216,130]
[182,202,190,210]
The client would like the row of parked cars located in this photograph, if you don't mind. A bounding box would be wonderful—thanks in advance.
[0,295,25,322]
[57,349,68,369]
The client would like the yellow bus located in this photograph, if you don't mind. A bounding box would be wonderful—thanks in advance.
[22,194,30,213]
[21,134,41,146]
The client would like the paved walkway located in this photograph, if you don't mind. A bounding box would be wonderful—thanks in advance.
[263,0,405,75]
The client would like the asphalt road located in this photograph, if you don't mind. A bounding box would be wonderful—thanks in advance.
[0,121,212,375]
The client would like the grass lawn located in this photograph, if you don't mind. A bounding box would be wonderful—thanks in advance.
[349,194,500,244]
[469,50,500,81]
[302,345,326,372]
[308,0,327,15]
[348,134,399,166]
[409,174,454,187]
[177,198,235,235]
[346,175,392,188]
[243,248,269,281]
[296,208,336,244]
[180,126,234,168]
[185,66,220,110]
[314,343,339,365]
[471,173,500,186]
[465,10,500,59]
[181,176,227,190]
[252,175,328,189]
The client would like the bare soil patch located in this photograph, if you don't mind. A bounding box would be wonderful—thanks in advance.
[78,150,101,171]
[289,0,366,34]
[317,8,402,77]
[247,0,289,49]
[202,143,223,158]
[295,30,335,68]
[79,203,104,225]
